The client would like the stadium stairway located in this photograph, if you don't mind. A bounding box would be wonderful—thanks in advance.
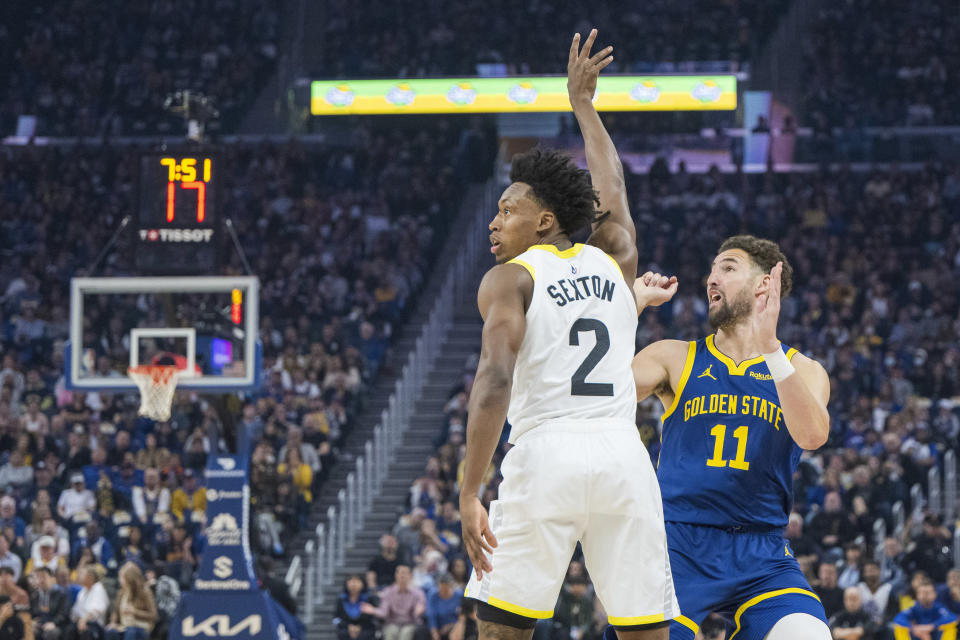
[274,184,491,638]
[307,305,482,638]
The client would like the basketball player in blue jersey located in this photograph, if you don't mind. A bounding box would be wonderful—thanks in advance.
[460,29,678,640]
[624,236,832,640]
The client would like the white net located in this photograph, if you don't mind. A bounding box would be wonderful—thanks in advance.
[128,365,181,421]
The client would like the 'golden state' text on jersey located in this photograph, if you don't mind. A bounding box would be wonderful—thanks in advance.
[505,243,637,442]
[658,335,802,529]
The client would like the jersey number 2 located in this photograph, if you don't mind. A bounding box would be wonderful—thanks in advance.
[569,318,613,397]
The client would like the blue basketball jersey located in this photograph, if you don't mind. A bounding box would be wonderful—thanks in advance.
[658,335,802,529]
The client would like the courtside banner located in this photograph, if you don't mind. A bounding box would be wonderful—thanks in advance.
[194,456,257,592]
[170,590,303,640]
[311,75,737,115]
[168,456,304,640]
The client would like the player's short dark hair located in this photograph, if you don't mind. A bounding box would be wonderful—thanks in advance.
[718,235,793,298]
[509,148,600,236]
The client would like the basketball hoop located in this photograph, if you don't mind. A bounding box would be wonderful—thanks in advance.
[128,365,182,421]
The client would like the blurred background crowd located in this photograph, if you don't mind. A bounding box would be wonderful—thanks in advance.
[0,0,958,639]
[0,121,491,638]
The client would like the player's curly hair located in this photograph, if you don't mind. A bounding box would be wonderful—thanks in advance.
[718,235,794,297]
[509,148,600,236]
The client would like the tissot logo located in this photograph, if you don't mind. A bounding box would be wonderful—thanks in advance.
[182,614,262,636]
[139,228,214,243]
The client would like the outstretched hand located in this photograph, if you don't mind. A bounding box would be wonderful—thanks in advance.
[567,29,613,108]
[634,271,678,314]
[753,261,782,353]
[460,493,497,581]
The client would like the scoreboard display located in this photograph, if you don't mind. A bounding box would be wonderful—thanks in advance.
[136,154,219,273]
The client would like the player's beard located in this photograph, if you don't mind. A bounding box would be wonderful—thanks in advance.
[708,287,753,330]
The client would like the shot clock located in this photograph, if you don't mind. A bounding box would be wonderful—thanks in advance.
[136,154,219,273]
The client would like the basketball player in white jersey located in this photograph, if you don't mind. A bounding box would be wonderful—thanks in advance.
[460,30,679,640]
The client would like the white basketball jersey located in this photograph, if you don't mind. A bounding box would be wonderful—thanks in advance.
[505,243,638,442]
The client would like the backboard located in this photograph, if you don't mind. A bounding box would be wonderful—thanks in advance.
[66,276,261,393]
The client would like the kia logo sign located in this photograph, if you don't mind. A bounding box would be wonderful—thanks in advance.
[182,614,262,636]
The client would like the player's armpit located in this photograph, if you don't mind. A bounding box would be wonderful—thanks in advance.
[778,353,830,450]
[632,339,688,404]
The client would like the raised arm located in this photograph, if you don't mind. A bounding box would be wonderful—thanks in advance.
[568,29,638,286]
[459,263,531,580]
[755,263,830,450]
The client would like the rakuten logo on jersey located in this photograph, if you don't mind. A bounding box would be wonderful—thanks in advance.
[139,229,215,243]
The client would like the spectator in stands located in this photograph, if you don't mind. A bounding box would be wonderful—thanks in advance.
[881,537,907,590]
[0,498,24,542]
[393,508,426,558]
[892,578,958,640]
[30,566,70,640]
[0,449,33,494]
[170,470,205,524]
[131,468,170,524]
[552,573,599,640]
[68,567,109,640]
[104,562,156,640]
[0,595,26,640]
[785,511,818,560]
[447,558,469,592]
[58,474,95,521]
[427,574,462,640]
[412,548,446,597]
[29,519,70,563]
[906,514,953,583]
[279,427,320,478]
[0,568,27,608]
[857,560,893,625]
[25,536,66,576]
[160,525,195,589]
[937,570,960,615]
[449,598,478,640]
[816,562,845,620]
[828,587,877,640]
[278,446,312,527]
[31,463,61,504]
[134,434,167,471]
[811,492,857,554]
[64,430,92,472]
[77,521,116,577]
[367,535,401,590]
[334,574,377,640]
[838,545,864,590]
[0,536,20,582]
[361,565,426,640]
[257,558,297,617]
[118,526,151,571]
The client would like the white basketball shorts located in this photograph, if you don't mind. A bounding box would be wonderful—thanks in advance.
[465,419,679,625]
